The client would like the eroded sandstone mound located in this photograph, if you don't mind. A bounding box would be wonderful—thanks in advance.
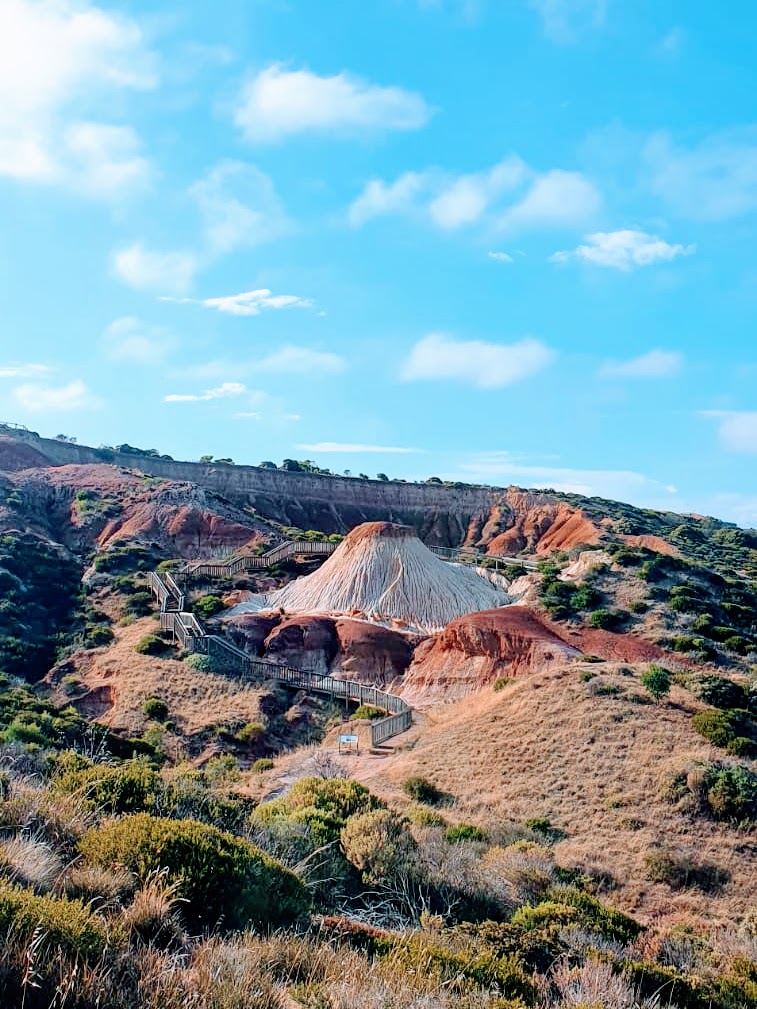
[260,522,510,632]
[400,606,579,703]
[469,488,603,556]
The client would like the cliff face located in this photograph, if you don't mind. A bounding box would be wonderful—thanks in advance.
[0,432,502,542]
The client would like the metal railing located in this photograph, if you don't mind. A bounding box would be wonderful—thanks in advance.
[153,578,412,748]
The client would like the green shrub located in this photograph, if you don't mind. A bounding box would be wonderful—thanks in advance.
[445,823,487,844]
[692,708,756,755]
[0,881,109,960]
[235,721,265,745]
[194,594,226,619]
[183,652,220,673]
[588,609,616,630]
[251,757,274,773]
[124,591,154,616]
[54,759,162,814]
[695,675,748,710]
[352,704,385,720]
[143,696,168,720]
[341,809,416,885]
[643,846,729,892]
[511,888,640,945]
[641,663,671,701]
[84,624,114,648]
[253,776,381,846]
[706,765,757,821]
[493,676,512,691]
[135,634,164,656]
[402,776,443,805]
[525,817,567,843]
[79,813,308,931]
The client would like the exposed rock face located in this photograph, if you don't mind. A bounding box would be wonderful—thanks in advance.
[260,521,510,632]
[225,611,416,685]
[400,606,579,704]
[0,464,269,557]
[621,534,681,557]
[467,489,603,556]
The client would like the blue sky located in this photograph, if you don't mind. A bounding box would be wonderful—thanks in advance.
[1,1,756,525]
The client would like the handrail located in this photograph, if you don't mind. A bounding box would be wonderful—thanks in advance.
[153,573,412,748]
[180,538,535,580]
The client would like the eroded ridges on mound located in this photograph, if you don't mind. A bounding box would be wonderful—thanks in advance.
[261,521,510,632]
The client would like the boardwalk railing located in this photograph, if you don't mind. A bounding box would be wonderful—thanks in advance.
[150,573,412,748]
[180,538,535,580]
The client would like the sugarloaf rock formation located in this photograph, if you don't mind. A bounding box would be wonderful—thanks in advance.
[234,522,509,633]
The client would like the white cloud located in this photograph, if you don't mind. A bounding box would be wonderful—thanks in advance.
[13,379,102,412]
[498,169,601,231]
[401,332,556,388]
[550,229,695,270]
[529,0,606,44]
[701,411,757,454]
[598,350,683,379]
[645,128,757,221]
[103,317,173,364]
[232,390,302,424]
[488,251,514,263]
[348,172,429,227]
[113,243,198,295]
[350,160,600,234]
[164,382,246,403]
[429,157,527,229]
[189,160,291,255]
[297,442,421,454]
[0,363,51,378]
[0,0,155,194]
[257,347,347,376]
[456,451,676,503]
[234,64,432,142]
[162,288,313,317]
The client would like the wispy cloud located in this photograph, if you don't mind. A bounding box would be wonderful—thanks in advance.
[103,317,174,364]
[488,251,514,263]
[13,379,102,412]
[297,442,422,454]
[0,363,51,378]
[113,243,197,296]
[161,289,313,317]
[0,0,155,196]
[350,159,600,234]
[598,350,683,379]
[645,127,757,221]
[401,332,555,388]
[551,229,695,270]
[257,346,347,375]
[234,64,432,142]
[164,382,246,403]
[528,0,607,45]
[188,160,292,255]
[701,410,757,454]
[455,450,677,503]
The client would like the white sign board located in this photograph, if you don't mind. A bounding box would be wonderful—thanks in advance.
[339,734,359,744]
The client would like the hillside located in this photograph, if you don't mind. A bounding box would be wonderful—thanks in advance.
[0,425,755,1008]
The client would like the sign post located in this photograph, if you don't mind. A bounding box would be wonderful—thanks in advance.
[338,733,359,755]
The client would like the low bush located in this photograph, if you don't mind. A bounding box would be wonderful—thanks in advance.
[643,846,730,892]
[524,817,567,843]
[235,721,265,745]
[79,813,308,931]
[84,624,114,648]
[695,675,749,710]
[402,776,443,805]
[124,591,154,617]
[0,880,109,960]
[445,823,487,844]
[194,594,226,619]
[135,634,165,656]
[54,758,162,815]
[352,704,384,720]
[143,696,168,720]
[492,676,511,691]
[588,609,618,630]
[692,708,756,756]
[251,757,274,773]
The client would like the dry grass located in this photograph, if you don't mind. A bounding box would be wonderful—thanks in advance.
[61,614,266,738]
[0,834,62,891]
[282,662,756,928]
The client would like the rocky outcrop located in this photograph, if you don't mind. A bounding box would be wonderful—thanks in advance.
[400,606,579,703]
[225,611,417,685]
[466,488,603,556]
